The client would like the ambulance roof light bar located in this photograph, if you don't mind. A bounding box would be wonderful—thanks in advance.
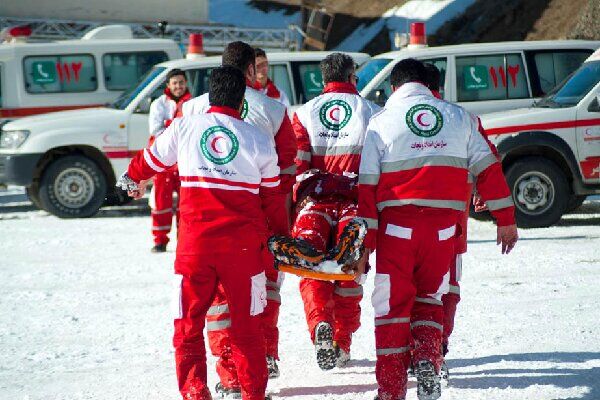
[408,22,427,49]
[186,33,205,59]
[1,25,32,43]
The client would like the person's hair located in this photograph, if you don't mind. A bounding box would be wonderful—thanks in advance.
[320,52,355,83]
[209,66,246,109]
[222,41,256,73]
[390,58,427,87]
[424,63,441,92]
[166,68,186,83]
[255,48,267,59]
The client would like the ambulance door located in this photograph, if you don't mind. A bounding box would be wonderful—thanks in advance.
[126,68,168,154]
[575,80,600,185]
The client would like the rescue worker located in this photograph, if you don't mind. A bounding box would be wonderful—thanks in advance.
[423,63,504,378]
[183,41,297,398]
[147,68,191,252]
[253,48,291,107]
[358,58,518,400]
[423,62,469,379]
[117,65,282,400]
[291,52,380,370]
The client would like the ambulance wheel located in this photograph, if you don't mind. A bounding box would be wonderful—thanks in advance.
[506,157,569,228]
[39,155,107,218]
[26,183,45,210]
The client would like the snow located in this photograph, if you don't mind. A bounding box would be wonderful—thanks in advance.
[1,197,600,399]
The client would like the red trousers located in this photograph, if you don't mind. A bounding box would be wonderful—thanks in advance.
[173,239,268,400]
[442,253,461,353]
[292,198,363,353]
[442,199,470,354]
[206,249,282,389]
[373,206,457,400]
[151,167,180,245]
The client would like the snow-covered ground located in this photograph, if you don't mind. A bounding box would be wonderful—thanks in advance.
[1,196,599,400]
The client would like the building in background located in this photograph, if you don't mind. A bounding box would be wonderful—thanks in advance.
[1,0,208,25]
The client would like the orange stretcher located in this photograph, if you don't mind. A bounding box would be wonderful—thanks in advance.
[275,263,357,281]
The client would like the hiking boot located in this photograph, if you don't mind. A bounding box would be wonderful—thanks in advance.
[314,322,336,370]
[267,356,280,379]
[327,218,367,265]
[151,243,167,253]
[268,235,325,268]
[415,360,441,400]
[215,382,241,399]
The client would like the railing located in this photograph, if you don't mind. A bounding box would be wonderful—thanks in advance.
[0,16,300,52]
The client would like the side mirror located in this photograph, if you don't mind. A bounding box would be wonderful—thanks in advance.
[135,97,152,114]
[374,89,388,106]
[588,96,600,113]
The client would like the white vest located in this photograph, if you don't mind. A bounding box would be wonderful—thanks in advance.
[148,94,178,137]
[183,86,286,138]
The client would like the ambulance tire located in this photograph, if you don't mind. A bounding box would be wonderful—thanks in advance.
[506,157,569,228]
[26,183,45,210]
[39,155,107,218]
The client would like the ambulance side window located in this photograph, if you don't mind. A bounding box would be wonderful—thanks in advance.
[292,62,324,103]
[24,54,97,93]
[269,63,294,105]
[185,68,214,97]
[103,51,169,91]
[421,58,448,98]
[0,63,3,107]
[456,53,529,102]
[525,50,592,97]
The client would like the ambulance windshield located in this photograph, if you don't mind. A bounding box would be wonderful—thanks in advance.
[356,58,392,92]
[536,61,600,108]
[110,67,166,110]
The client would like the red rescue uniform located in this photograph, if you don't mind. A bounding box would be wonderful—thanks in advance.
[128,106,284,400]
[359,83,515,400]
[147,88,191,245]
[292,82,380,353]
[184,84,297,389]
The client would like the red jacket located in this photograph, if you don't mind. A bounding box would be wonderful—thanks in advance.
[292,82,381,177]
[183,86,297,194]
[358,83,515,249]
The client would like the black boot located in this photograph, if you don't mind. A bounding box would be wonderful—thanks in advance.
[151,243,167,253]
[215,382,241,399]
[267,355,280,379]
[415,360,441,400]
[314,321,337,370]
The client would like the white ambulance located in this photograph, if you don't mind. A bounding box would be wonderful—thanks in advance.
[358,40,600,115]
[0,25,182,122]
[0,51,369,218]
[480,49,600,228]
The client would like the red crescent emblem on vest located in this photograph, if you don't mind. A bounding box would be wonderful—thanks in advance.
[416,112,431,127]
[329,106,340,122]
[211,136,225,153]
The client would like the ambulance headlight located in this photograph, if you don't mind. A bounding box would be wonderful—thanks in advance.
[0,130,30,149]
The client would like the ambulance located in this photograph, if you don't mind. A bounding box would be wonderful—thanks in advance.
[0,25,182,121]
[480,49,600,227]
[0,51,369,218]
[358,39,599,115]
